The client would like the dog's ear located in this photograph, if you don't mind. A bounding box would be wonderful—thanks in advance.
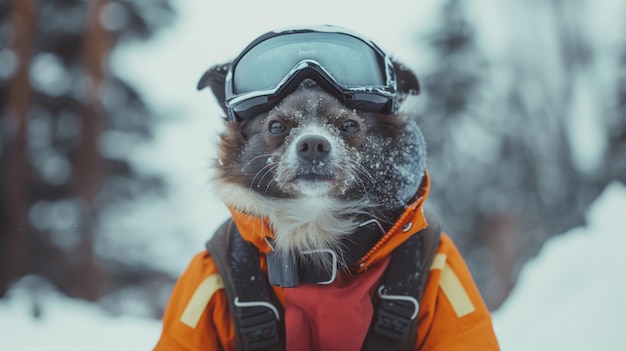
[392,60,420,96]
[197,62,231,114]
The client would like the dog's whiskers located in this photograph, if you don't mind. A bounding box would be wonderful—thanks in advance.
[353,172,370,197]
[345,159,374,197]
[257,164,279,191]
[250,163,279,190]
[263,169,279,192]
[351,159,375,182]
[241,154,274,172]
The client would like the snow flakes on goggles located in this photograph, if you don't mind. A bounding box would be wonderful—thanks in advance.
[225,25,399,121]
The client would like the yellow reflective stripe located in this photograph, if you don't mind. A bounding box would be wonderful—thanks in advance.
[440,264,476,318]
[430,253,447,271]
[429,253,476,318]
[180,274,224,328]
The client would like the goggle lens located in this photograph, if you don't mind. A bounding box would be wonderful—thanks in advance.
[233,32,385,94]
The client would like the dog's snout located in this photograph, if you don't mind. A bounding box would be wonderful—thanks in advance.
[297,135,331,162]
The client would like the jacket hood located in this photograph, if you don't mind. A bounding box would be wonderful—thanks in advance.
[227,172,431,272]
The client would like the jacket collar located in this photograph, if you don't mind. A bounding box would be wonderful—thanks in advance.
[227,172,431,272]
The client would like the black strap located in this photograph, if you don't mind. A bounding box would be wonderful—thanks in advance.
[206,220,284,351]
[363,210,441,351]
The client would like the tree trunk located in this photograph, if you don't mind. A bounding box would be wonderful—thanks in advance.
[71,0,112,301]
[0,0,36,296]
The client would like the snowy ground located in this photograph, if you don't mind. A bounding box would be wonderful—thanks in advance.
[1,181,625,350]
[0,281,160,350]
[493,181,626,351]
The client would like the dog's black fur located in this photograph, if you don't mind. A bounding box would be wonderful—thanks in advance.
[199,59,426,270]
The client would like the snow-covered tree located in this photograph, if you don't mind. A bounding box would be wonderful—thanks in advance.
[0,0,174,316]
[419,0,626,309]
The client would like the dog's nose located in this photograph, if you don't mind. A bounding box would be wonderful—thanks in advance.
[297,135,331,162]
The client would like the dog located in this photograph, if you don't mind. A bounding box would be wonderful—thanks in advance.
[154,27,500,351]
[198,62,425,272]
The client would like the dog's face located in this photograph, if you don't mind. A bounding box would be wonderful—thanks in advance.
[217,88,424,211]
[199,59,425,258]
[220,83,399,195]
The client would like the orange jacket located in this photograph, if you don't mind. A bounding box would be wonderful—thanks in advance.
[154,175,500,350]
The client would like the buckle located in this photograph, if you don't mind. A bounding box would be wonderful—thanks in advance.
[301,249,338,284]
[234,298,281,350]
[373,285,419,341]
[267,247,338,287]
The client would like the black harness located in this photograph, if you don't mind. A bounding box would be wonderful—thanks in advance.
[206,212,441,351]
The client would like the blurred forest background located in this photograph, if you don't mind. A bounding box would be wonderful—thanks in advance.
[0,0,625,320]
[0,0,176,316]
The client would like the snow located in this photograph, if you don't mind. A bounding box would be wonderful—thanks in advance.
[0,276,162,350]
[1,181,625,350]
[492,181,626,351]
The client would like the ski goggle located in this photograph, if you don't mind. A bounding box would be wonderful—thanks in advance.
[225,26,399,121]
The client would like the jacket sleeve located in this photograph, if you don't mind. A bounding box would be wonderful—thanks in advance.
[415,233,500,350]
[154,252,235,351]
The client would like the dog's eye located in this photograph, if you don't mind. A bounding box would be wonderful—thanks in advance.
[268,121,286,134]
[341,120,360,134]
